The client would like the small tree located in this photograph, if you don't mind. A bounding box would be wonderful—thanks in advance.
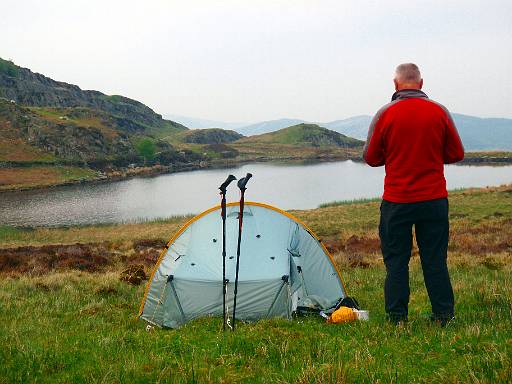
[135,138,156,165]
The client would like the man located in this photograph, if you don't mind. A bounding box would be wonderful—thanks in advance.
[364,63,464,325]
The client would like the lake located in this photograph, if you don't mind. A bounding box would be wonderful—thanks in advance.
[2,160,512,227]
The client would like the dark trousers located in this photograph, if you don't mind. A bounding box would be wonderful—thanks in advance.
[379,198,454,321]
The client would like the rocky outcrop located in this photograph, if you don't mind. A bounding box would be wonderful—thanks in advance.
[180,128,244,144]
[0,58,186,135]
[0,99,134,162]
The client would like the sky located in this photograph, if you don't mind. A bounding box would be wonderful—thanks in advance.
[1,0,511,123]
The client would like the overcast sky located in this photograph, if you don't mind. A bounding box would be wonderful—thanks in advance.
[1,0,511,122]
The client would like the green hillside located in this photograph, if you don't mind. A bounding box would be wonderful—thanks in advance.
[239,123,364,148]
[0,99,140,164]
[0,58,202,188]
[172,128,243,144]
[0,58,187,139]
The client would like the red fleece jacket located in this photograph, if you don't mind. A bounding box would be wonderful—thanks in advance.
[364,89,465,203]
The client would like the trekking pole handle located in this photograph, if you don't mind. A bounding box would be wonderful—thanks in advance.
[219,175,237,193]
[237,173,252,191]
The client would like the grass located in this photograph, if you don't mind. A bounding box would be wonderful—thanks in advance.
[30,107,120,139]
[0,263,510,383]
[0,166,98,191]
[236,124,363,148]
[0,185,511,382]
[0,119,55,162]
[0,139,56,162]
[465,151,512,159]
[318,197,381,208]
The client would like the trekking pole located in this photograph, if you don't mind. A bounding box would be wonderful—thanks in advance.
[219,174,236,331]
[232,172,252,331]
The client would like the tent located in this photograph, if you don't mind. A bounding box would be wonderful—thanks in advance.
[139,202,347,328]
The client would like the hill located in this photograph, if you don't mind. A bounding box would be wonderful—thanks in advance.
[322,115,372,140]
[0,58,187,138]
[325,114,512,151]
[173,128,243,144]
[0,58,198,166]
[0,58,202,190]
[236,118,306,136]
[451,114,512,151]
[238,123,364,148]
[0,99,133,163]
[233,113,512,151]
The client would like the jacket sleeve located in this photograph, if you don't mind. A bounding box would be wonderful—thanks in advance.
[363,111,385,167]
[443,110,465,164]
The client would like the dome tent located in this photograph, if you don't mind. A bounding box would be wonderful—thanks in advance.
[139,202,347,328]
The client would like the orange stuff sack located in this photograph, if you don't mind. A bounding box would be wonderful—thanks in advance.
[327,306,357,324]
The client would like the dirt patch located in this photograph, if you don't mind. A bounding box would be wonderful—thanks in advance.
[0,238,168,276]
[324,236,380,268]
[451,219,512,254]
[323,238,344,254]
[344,235,381,255]
[133,239,166,251]
[0,243,112,275]
[451,236,511,254]
[120,264,146,285]
[323,236,381,256]
[130,239,165,266]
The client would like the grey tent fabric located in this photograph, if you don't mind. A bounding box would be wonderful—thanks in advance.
[139,202,347,328]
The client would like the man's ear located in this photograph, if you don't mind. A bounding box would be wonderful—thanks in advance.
[394,79,399,91]
[419,79,424,89]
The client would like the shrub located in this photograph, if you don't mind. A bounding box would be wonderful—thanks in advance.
[135,138,156,164]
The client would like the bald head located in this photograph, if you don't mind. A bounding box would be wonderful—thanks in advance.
[394,63,423,91]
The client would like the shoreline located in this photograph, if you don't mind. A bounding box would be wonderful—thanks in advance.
[1,152,511,194]
[0,154,360,194]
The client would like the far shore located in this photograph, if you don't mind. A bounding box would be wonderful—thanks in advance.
[1,151,511,194]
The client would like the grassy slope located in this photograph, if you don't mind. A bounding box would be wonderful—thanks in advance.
[0,106,56,163]
[0,139,56,162]
[237,123,363,146]
[30,107,121,140]
[0,166,98,191]
[169,128,243,144]
[0,186,511,383]
[226,124,365,163]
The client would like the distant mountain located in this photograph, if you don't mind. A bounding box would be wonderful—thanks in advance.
[164,114,247,130]
[451,114,512,151]
[322,115,372,140]
[236,118,307,136]
[326,113,512,151]
[173,128,243,144]
[238,123,363,148]
[234,113,512,151]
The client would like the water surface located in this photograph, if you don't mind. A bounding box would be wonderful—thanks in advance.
[1,160,512,227]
